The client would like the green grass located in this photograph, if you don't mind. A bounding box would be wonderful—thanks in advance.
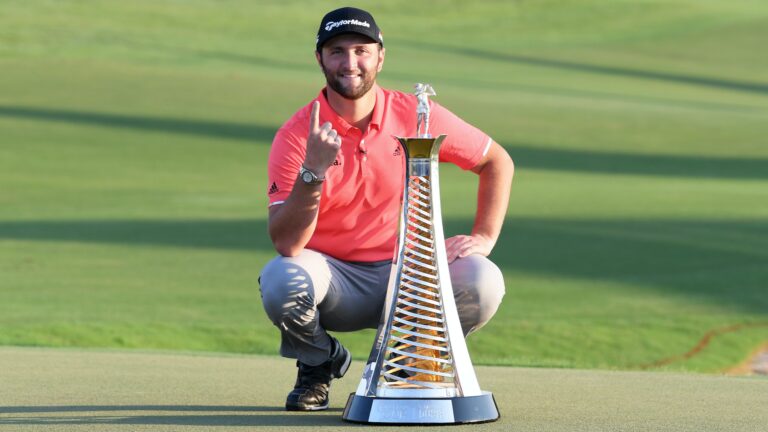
[1,0,767,373]
[3,347,768,431]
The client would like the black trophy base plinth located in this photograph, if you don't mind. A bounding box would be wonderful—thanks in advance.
[342,392,499,425]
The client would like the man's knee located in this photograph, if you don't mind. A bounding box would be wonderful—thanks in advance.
[449,254,506,334]
[259,251,329,328]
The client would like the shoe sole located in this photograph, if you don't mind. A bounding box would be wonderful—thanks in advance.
[286,401,329,411]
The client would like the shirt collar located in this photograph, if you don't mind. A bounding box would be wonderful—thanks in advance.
[369,85,384,131]
[316,85,384,135]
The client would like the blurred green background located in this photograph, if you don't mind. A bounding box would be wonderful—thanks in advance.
[1,0,766,373]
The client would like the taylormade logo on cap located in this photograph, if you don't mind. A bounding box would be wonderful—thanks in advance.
[316,7,383,51]
[324,19,370,32]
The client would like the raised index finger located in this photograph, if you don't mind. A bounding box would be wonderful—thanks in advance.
[309,101,320,133]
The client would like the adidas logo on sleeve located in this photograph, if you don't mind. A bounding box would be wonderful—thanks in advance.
[268,182,280,195]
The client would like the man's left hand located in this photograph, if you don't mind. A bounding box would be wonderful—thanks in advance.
[444,234,494,263]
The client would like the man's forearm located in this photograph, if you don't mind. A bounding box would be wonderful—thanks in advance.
[268,182,324,256]
[268,101,342,257]
[472,146,514,247]
[444,143,513,262]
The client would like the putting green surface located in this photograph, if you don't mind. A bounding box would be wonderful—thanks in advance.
[1,347,765,432]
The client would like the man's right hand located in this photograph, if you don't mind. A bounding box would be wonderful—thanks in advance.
[303,101,341,177]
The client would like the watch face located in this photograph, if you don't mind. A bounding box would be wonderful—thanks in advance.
[301,170,314,183]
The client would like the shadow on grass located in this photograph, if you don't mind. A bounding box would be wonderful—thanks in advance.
[400,40,768,96]
[507,144,768,180]
[0,218,274,253]
[0,405,280,413]
[459,217,768,314]
[0,105,276,143]
[0,405,349,427]
[3,105,768,180]
[1,217,767,313]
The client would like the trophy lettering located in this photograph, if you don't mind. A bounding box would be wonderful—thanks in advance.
[342,84,499,424]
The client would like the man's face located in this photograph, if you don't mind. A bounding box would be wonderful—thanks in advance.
[317,34,385,100]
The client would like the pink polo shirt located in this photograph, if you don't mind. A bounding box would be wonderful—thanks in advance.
[267,85,492,262]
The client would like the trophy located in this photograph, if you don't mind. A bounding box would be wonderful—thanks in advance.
[342,84,499,424]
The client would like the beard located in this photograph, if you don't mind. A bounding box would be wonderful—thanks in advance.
[320,61,378,100]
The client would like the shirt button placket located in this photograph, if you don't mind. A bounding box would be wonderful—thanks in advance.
[359,137,369,177]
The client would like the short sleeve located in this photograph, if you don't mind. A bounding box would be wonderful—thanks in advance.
[266,128,306,206]
[430,101,492,170]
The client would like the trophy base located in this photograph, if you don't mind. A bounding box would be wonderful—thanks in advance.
[342,392,499,425]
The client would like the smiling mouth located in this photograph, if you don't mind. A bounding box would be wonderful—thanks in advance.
[339,69,362,76]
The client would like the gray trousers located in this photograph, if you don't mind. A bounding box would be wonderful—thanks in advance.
[259,249,505,366]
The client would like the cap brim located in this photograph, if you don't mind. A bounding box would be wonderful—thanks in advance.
[317,31,380,51]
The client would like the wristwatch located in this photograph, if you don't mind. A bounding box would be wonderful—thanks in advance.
[299,165,325,185]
